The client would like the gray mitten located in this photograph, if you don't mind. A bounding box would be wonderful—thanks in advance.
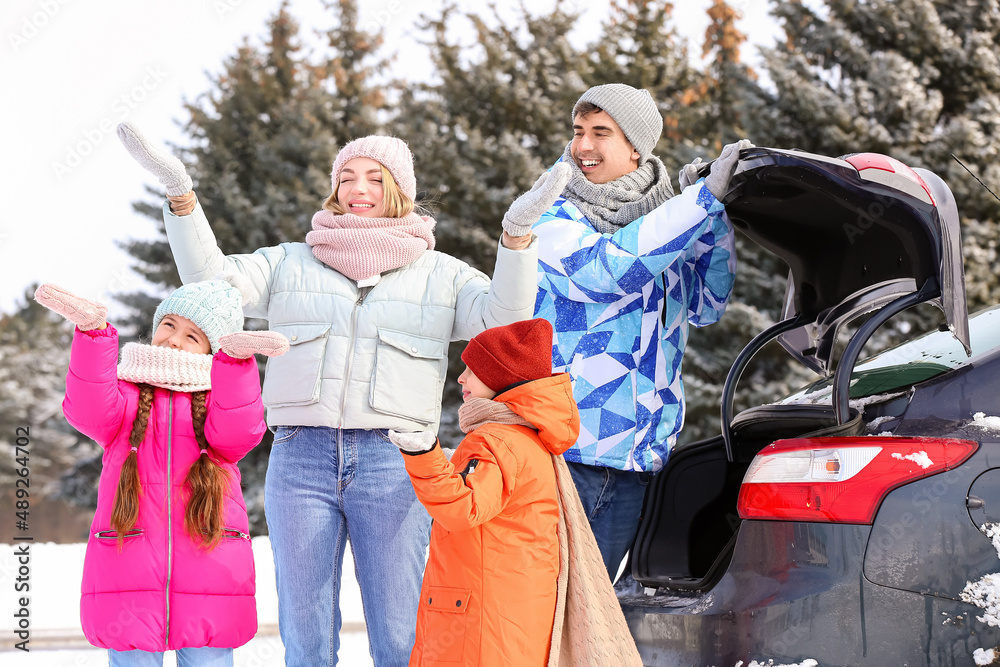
[117,122,193,197]
[678,157,704,192]
[388,430,438,455]
[501,162,573,237]
[704,139,754,200]
[34,283,108,331]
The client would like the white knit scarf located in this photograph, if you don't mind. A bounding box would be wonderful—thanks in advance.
[306,210,437,281]
[117,342,212,393]
[458,397,534,434]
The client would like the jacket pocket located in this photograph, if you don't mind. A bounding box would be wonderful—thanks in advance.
[420,586,471,663]
[370,329,445,424]
[94,528,145,541]
[262,324,331,408]
[271,425,302,445]
[222,528,251,541]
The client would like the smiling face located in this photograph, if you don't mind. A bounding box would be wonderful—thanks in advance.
[458,366,497,402]
[336,156,387,217]
[151,314,211,355]
[571,109,641,184]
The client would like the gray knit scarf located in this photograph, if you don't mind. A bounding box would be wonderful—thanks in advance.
[458,397,534,434]
[559,142,676,234]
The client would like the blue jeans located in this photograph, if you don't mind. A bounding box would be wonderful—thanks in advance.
[108,647,232,666]
[265,427,431,667]
[566,460,651,582]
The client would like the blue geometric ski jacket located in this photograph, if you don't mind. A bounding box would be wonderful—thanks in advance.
[532,179,736,473]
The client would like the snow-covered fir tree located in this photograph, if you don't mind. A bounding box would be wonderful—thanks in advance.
[756,0,1000,310]
[0,286,94,506]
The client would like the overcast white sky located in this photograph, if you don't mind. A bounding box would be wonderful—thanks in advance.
[0,0,778,317]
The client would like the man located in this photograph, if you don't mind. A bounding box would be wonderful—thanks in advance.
[503,83,748,580]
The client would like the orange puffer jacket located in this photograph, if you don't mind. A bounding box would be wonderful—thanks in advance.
[402,373,580,667]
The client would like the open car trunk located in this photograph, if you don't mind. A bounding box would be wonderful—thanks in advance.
[629,148,969,589]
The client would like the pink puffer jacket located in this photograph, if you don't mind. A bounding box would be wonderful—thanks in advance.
[63,326,267,652]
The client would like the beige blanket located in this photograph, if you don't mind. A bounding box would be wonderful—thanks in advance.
[547,455,644,667]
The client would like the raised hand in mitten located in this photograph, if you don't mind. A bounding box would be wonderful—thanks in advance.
[116,122,194,211]
[704,139,754,200]
[501,162,573,238]
[34,283,108,331]
[218,331,290,359]
[388,430,438,455]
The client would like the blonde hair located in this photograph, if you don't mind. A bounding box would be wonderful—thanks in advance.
[324,164,415,218]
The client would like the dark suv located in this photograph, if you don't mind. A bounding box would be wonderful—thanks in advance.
[619,148,1000,666]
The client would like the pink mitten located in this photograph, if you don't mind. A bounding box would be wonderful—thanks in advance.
[218,331,290,359]
[33,283,108,331]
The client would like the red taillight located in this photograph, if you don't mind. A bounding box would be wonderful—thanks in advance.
[737,437,978,524]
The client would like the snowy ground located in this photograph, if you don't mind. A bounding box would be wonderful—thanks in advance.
[0,538,373,666]
[1,539,884,667]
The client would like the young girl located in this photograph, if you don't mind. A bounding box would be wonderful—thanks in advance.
[117,123,570,666]
[35,278,288,666]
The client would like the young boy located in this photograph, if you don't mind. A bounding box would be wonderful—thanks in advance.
[389,318,580,666]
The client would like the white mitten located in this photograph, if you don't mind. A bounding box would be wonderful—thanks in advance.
[501,162,573,237]
[388,430,438,454]
[117,121,193,197]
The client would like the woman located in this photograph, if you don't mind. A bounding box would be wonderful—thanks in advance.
[117,123,570,667]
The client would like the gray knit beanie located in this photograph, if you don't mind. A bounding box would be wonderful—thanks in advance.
[152,276,249,354]
[574,84,663,162]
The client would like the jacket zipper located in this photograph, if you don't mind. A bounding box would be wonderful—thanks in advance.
[337,286,372,486]
[337,286,373,427]
[164,392,174,649]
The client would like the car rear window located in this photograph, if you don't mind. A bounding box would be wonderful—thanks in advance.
[779,304,1000,404]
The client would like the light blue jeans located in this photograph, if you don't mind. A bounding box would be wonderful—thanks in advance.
[265,426,431,667]
[567,460,651,582]
[108,647,232,666]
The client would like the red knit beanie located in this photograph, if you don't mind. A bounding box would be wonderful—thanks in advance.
[461,319,554,393]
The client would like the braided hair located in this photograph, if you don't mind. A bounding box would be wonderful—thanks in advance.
[109,384,154,548]
[109,386,230,550]
[184,390,231,548]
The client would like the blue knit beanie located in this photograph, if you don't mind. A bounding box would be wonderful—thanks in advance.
[152,277,247,354]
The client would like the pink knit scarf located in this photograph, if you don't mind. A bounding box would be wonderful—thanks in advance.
[306,210,436,281]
